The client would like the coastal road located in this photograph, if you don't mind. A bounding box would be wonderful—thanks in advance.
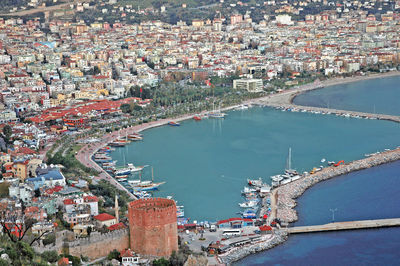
[287,218,400,234]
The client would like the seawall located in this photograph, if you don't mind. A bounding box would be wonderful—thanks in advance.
[275,148,400,224]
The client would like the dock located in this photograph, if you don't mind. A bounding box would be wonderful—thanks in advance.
[287,218,400,234]
[264,103,400,123]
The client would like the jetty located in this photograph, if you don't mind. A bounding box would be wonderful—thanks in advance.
[287,218,400,234]
[261,103,400,123]
[271,148,400,224]
[251,72,400,124]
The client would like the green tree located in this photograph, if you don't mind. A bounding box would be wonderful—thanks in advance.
[107,249,121,261]
[120,104,131,113]
[41,250,58,263]
[42,233,56,246]
[87,226,92,237]
[2,125,12,142]
[153,257,170,266]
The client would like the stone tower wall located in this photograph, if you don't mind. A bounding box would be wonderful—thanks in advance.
[128,198,178,257]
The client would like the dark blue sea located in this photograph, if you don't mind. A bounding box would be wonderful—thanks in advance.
[235,161,400,266]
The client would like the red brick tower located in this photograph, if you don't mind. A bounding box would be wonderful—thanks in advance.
[128,198,178,257]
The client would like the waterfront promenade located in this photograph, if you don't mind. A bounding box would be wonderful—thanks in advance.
[287,218,400,234]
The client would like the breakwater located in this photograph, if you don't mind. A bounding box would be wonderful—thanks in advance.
[225,149,400,265]
[287,218,400,234]
[275,148,400,224]
[265,103,400,123]
[218,230,288,264]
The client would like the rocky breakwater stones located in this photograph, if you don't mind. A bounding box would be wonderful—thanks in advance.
[276,148,400,224]
[219,231,289,264]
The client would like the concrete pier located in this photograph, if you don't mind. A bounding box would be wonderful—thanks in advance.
[287,218,400,234]
[271,148,400,224]
[262,103,400,123]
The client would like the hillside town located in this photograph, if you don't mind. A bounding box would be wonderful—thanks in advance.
[0,3,400,265]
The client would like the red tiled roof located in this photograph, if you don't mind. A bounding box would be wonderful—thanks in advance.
[63,199,74,205]
[120,248,135,258]
[108,222,126,231]
[84,195,98,202]
[58,257,69,266]
[259,225,272,231]
[94,213,116,221]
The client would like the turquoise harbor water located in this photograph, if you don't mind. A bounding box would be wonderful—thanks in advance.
[109,77,400,264]
[293,75,400,116]
[110,107,399,221]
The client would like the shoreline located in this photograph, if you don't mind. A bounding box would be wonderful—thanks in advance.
[289,71,400,104]
[249,70,400,107]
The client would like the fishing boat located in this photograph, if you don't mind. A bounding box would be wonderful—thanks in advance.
[130,180,166,191]
[270,175,284,182]
[99,147,115,153]
[102,160,117,167]
[241,210,257,219]
[114,163,146,175]
[177,206,185,218]
[133,191,152,199]
[115,175,129,179]
[321,158,326,163]
[239,200,258,208]
[247,177,264,187]
[109,141,127,147]
[168,121,180,126]
[94,157,112,163]
[241,186,257,194]
[193,115,202,121]
[236,104,249,110]
[114,168,131,176]
[128,134,143,141]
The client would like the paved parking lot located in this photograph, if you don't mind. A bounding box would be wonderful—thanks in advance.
[179,226,259,253]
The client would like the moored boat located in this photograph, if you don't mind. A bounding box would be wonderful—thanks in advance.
[129,180,166,191]
[193,115,202,121]
[128,134,143,141]
[247,177,264,187]
[168,121,180,126]
[114,163,146,175]
[239,200,258,208]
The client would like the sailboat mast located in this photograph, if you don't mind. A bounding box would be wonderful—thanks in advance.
[152,167,154,182]
[288,147,292,170]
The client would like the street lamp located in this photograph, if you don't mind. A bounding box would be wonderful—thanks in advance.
[330,208,338,222]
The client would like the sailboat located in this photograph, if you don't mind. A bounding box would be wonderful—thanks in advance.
[208,102,226,118]
[129,167,165,191]
[284,147,299,177]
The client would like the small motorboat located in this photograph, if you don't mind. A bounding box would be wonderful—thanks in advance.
[168,121,180,126]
